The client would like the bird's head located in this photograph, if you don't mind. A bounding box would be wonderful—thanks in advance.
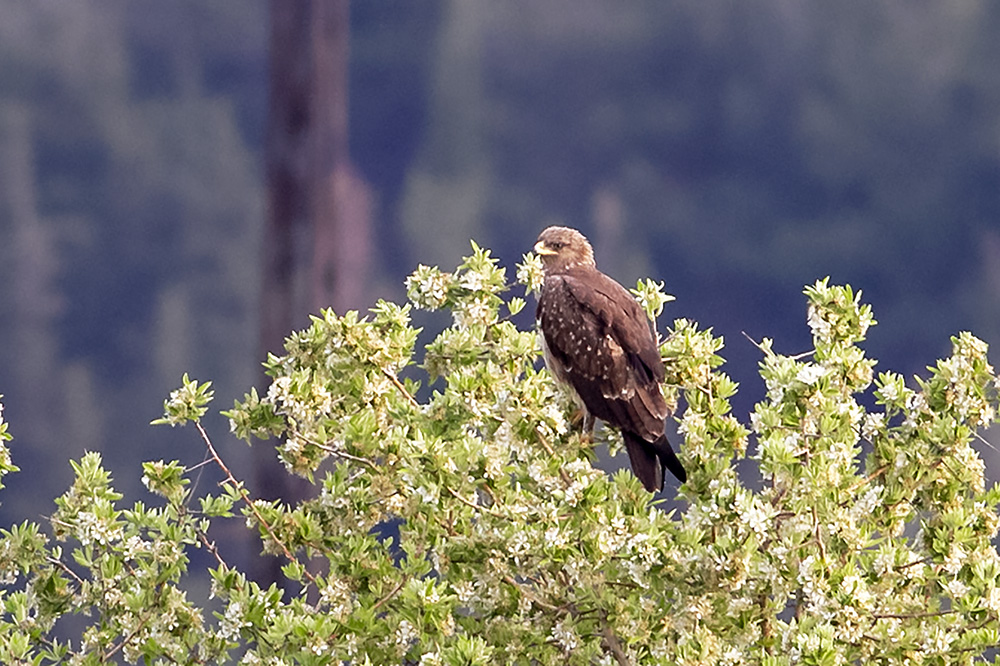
[533,226,596,273]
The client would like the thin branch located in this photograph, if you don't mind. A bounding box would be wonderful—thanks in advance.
[383,368,419,408]
[841,464,888,500]
[535,430,572,486]
[741,331,771,355]
[184,457,215,474]
[372,575,408,612]
[481,482,504,512]
[308,439,378,468]
[102,615,149,662]
[502,575,561,612]
[194,420,316,585]
[597,609,632,666]
[445,485,506,519]
[741,331,815,360]
[873,609,956,620]
[195,530,228,569]
[975,431,997,452]
[47,556,85,587]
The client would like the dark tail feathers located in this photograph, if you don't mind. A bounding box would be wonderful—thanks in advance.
[622,431,686,493]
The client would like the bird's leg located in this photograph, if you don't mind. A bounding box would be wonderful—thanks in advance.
[576,410,596,444]
[568,408,596,441]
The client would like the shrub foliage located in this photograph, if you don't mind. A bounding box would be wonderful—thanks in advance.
[0,243,999,665]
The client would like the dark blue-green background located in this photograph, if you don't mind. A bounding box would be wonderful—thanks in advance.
[1,1,998,529]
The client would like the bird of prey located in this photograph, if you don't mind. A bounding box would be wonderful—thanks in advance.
[533,226,686,492]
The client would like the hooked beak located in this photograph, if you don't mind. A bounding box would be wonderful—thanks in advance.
[533,241,557,256]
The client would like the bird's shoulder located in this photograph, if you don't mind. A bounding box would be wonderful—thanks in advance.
[541,267,643,322]
[538,267,662,378]
[543,268,654,350]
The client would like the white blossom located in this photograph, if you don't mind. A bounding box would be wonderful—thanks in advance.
[551,619,579,652]
[806,305,832,342]
[796,363,828,386]
[395,619,418,649]
[944,578,969,599]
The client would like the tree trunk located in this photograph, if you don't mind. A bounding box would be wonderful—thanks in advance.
[257,0,370,588]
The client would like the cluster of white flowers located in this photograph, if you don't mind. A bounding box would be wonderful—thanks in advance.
[952,442,986,492]
[594,513,629,557]
[902,392,929,432]
[677,411,708,457]
[550,619,579,652]
[734,489,771,541]
[515,253,544,293]
[541,403,568,436]
[985,586,1000,613]
[459,269,487,292]
[507,530,531,565]
[395,619,418,650]
[123,534,150,561]
[561,459,600,506]
[797,555,832,618]
[218,600,249,641]
[526,460,562,497]
[796,362,828,386]
[320,576,355,621]
[452,580,477,605]
[839,573,873,612]
[806,304,833,344]
[406,264,452,310]
[935,334,997,425]
[922,625,955,654]
[413,484,440,506]
[860,412,885,442]
[944,578,969,599]
[543,524,567,551]
[361,373,392,404]
[942,542,968,576]
[74,510,125,548]
[418,650,442,666]
[452,293,497,328]
[481,432,509,480]
[265,376,309,425]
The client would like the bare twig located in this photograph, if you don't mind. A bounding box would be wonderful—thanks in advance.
[183,457,215,474]
[535,430,572,486]
[194,421,316,585]
[47,556,85,587]
[975,431,997,452]
[102,615,149,662]
[841,464,888,500]
[309,439,378,468]
[741,331,814,360]
[372,575,408,612]
[446,485,506,519]
[383,368,419,408]
[741,331,770,355]
[195,530,228,569]
[873,609,956,620]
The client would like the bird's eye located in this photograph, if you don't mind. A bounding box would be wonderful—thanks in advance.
[551,241,564,250]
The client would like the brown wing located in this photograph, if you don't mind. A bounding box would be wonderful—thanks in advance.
[537,268,668,442]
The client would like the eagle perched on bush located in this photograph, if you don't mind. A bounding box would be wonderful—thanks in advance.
[533,226,686,492]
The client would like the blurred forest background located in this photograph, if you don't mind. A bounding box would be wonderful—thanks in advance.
[1,1,1000,534]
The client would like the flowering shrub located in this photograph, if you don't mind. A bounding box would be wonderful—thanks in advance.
[0,244,998,665]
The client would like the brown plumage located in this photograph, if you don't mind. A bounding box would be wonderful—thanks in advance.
[533,226,686,492]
